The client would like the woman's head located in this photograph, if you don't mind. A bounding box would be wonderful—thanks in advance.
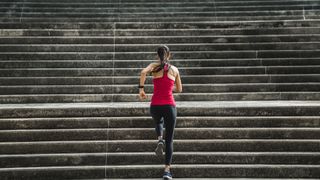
[157,45,170,62]
[152,45,171,73]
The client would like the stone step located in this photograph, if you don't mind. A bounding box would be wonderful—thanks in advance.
[4,0,320,3]
[86,179,320,180]
[1,42,319,52]
[0,17,314,23]
[1,128,320,142]
[0,152,319,168]
[0,17,312,23]
[1,35,320,44]
[2,58,320,68]
[259,50,320,58]
[114,20,320,29]
[0,67,261,76]
[0,83,319,94]
[1,4,319,11]
[1,116,319,130]
[2,0,319,7]
[0,164,319,179]
[0,7,314,13]
[0,12,319,19]
[0,50,320,60]
[0,9,315,16]
[0,66,319,76]
[0,101,319,118]
[1,27,319,36]
[101,179,320,180]
[87,164,320,178]
[0,74,319,85]
[0,20,319,29]
[1,4,318,12]
[0,92,319,103]
[1,17,317,24]
[1,140,320,154]
[0,3,319,13]
[1,0,215,3]
[116,28,320,36]
[0,23,116,29]
[0,16,313,23]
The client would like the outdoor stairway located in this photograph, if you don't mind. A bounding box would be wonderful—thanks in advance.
[1,102,320,179]
[0,0,320,179]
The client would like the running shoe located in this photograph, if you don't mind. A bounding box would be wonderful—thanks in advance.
[155,139,165,156]
[163,171,173,180]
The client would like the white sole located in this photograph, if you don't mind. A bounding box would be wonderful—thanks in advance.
[163,175,173,180]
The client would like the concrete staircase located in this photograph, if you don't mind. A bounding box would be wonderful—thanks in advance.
[0,0,320,179]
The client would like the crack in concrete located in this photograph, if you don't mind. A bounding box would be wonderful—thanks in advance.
[212,0,217,22]
[105,0,120,177]
[303,7,306,20]
[104,118,110,178]
[19,0,26,23]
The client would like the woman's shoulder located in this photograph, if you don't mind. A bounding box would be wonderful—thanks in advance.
[169,65,179,73]
[149,62,159,66]
[168,65,179,78]
[149,62,161,68]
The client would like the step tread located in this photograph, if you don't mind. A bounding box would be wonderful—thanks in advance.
[1,139,320,145]
[96,179,320,180]
[0,19,320,22]
[1,82,319,87]
[1,34,320,38]
[1,65,320,69]
[0,101,319,109]
[2,127,320,132]
[0,116,319,120]
[1,164,319,171]
[0,74,318,78]
[1,42,320,45]
[4,92,318,95]
[0,27,319,31]
[1,151,320,158]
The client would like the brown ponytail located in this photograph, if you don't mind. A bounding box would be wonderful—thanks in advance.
[152,45,170,73]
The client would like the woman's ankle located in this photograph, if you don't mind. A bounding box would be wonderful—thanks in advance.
[164,165,170,172]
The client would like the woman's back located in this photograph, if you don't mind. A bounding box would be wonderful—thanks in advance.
[151,64,176,106]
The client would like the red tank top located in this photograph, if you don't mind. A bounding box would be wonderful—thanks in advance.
[151,68,176,106]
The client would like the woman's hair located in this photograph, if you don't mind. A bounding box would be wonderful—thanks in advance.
[152,45,170,73]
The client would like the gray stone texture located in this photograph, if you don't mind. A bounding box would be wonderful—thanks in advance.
[0,0,320,179]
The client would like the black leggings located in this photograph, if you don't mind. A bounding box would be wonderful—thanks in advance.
[150,105,177,165]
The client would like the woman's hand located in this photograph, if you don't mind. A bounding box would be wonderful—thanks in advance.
[139,89,147,100]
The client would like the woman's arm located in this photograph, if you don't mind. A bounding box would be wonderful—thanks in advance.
[174,70,182,93]
[139,63,155,100]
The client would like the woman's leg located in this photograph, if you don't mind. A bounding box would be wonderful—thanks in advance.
[150,106,166,156]
[150,106,164,138]
[163,105,177,170]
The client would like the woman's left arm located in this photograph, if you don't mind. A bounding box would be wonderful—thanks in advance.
[139,63,155,100]
[174,69,182,93]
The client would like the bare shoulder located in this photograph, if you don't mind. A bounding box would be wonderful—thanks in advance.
[149,62,160,67]
[147,62,160,72]
[170,65,179,74]
[168,65,179,78]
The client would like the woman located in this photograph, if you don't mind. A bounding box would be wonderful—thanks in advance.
[139,45,182,180]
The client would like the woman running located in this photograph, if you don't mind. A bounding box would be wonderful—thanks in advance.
[139,45,182,180]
